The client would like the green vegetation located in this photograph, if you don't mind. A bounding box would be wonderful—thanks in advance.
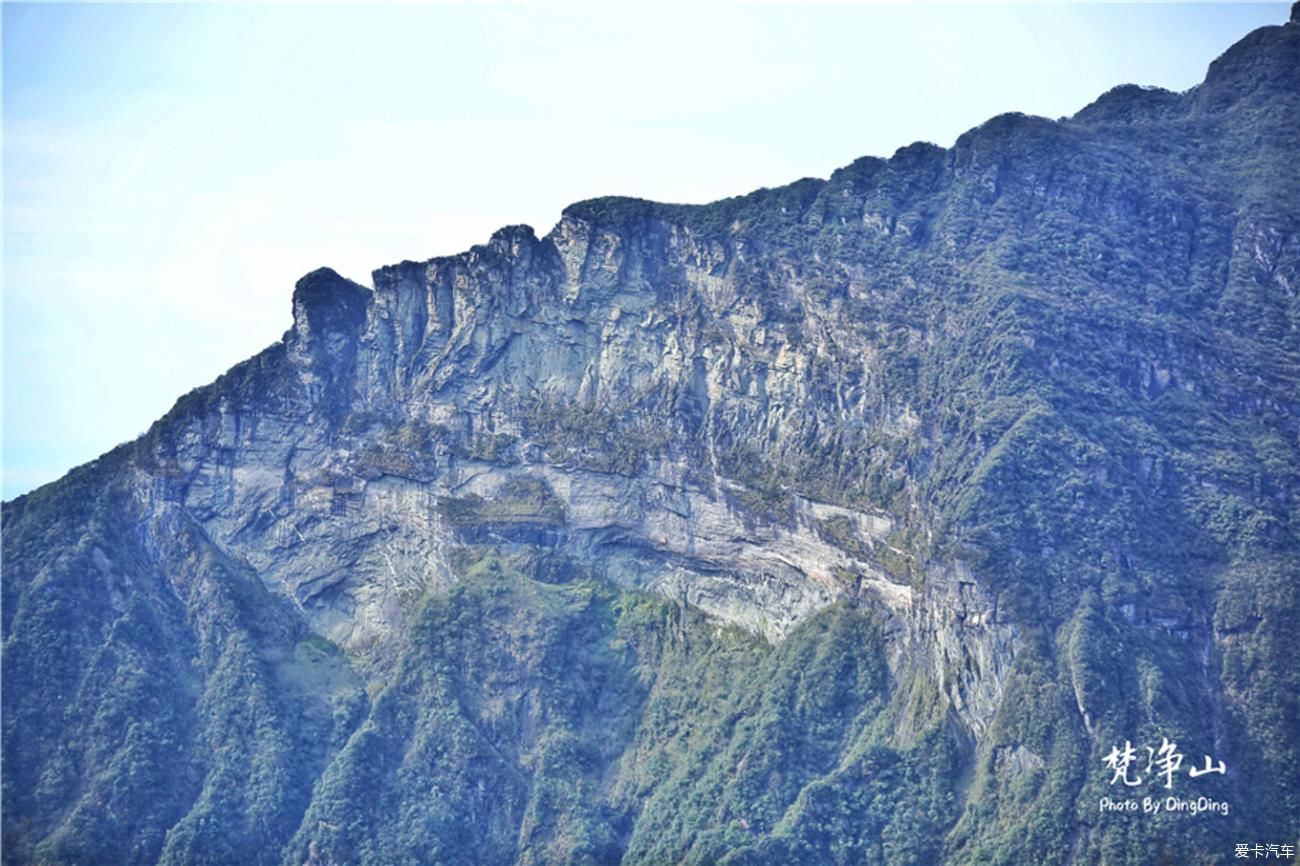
[437,476,566,527]
[283,554,965,866]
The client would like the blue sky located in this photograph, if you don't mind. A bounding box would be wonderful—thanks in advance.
[2,1,1289,499]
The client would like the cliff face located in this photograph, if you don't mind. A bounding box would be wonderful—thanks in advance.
[4,12,1299,866]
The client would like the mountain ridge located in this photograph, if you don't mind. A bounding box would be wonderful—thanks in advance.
[4,12,1298,866]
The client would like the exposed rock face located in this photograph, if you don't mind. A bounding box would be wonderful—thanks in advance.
[155,203,1012,734]
[3,12,1298,866]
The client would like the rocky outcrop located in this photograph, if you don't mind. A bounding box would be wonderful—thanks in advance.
[142,198,1019,740]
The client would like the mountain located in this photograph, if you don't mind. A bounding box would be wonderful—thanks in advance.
[4,9,1299,866]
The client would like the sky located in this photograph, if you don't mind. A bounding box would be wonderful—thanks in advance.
[2,1,1290,500]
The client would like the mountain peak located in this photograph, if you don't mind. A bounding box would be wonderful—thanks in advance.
[1195,12,1300,111]
[290,267,370,337]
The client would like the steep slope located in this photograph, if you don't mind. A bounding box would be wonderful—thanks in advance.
[4,11,1299,866]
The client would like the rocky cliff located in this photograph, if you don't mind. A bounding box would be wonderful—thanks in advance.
[4,10,1299,866]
